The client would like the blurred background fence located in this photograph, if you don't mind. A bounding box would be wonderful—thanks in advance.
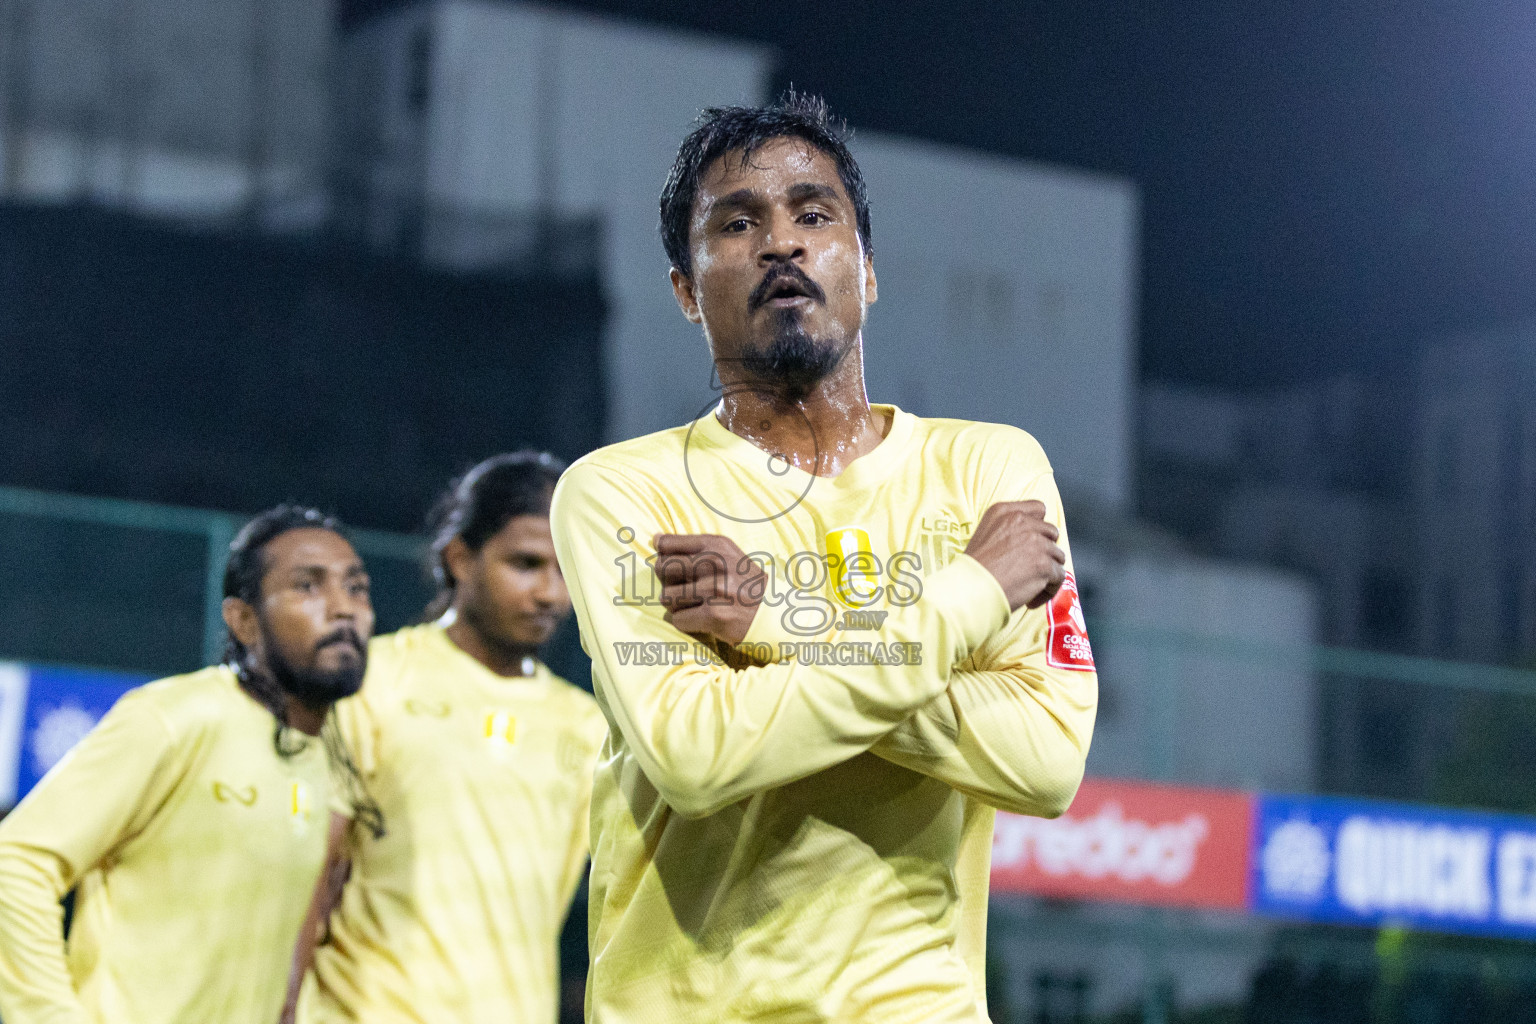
[0,485,425,672]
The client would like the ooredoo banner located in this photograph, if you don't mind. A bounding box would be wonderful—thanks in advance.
[989,778,1536,943]
[990,777,1253,910]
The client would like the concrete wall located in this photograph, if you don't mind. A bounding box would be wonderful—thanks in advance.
[360,0,772,433]
[1415,328,1536,662]
[853,134,1140,509]
[0,0,333,220]
[1076,544,1319,793]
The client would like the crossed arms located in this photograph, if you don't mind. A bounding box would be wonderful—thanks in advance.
[549,462,1097,820]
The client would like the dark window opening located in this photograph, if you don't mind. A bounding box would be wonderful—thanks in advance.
[1503,568,1522,651]
[406,25,432,113]
[1435,426,1459,497]
[1435,576,1459,655]
[1360,703,1411,772]
[1359,568,1410,645]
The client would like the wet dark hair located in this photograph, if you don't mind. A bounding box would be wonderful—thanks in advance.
[423,451,566,621]
[659,89,872,278]
[222,504,384,838]
[223,505,341,673]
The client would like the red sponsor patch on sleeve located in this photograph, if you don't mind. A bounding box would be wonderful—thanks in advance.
[1046,571,1095,671]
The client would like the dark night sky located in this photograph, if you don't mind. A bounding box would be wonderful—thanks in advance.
[347,1,1536,388]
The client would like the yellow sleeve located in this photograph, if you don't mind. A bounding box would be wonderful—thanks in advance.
[555,704,606,913]
[0,692,183,1024]
[870,472,1097,817]
[550,462,1010,819]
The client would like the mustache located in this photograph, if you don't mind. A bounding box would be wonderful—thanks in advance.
[748,264,827,311]
[316,628,365,655]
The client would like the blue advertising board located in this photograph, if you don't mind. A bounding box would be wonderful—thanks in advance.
[0,662,149,806]
[1253,792,1536,940]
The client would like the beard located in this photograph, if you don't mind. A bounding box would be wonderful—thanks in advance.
[264,625,367,710]
[738,310,850,403]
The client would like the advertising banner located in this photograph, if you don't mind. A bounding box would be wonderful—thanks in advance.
[10,657,1536,949]
[1252,792,1536,941]
[991,777,1253,910]
[0,663,28,806]
[7,664,147,802]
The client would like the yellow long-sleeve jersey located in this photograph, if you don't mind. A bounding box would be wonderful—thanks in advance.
[549,404,1098,1024]
[0,666,335,1024]
[302,624,607,1024]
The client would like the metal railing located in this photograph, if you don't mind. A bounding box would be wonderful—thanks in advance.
[0,484,423,670]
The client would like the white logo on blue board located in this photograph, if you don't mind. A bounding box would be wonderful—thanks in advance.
[1496,832,1536,925]
[30,703,98,779]
[1335,816,1491,920]
[1261,818,1331,902]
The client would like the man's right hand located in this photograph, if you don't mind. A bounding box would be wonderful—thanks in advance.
[653,533,767,646]
[963,500,1067,611]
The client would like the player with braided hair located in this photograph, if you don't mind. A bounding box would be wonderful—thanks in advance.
[0,504,374,1024]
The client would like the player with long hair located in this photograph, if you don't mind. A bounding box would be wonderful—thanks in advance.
[291,452,606,1024]
[0,505,373,1024]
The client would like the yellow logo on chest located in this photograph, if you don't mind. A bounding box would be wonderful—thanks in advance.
[917,513,973,573]
[289,780,314,834]
[484,710,517,748]
[824,527,881,608]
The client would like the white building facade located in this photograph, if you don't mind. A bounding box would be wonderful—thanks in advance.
[0,0,333,224]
